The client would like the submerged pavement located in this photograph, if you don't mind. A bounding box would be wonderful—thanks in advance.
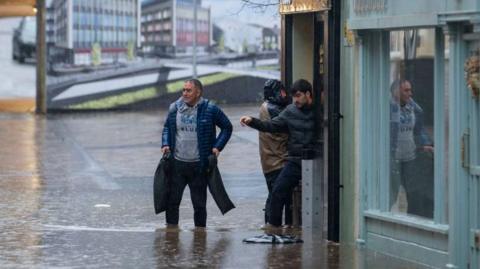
[0,105,427,268]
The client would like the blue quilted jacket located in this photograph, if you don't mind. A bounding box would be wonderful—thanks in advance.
[162,98,233,168]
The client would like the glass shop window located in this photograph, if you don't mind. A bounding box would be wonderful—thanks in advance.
[389,29,435,219]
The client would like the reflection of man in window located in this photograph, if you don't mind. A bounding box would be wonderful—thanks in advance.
[390,79,434,218]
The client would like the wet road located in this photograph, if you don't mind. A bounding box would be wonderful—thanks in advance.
[0,105,428,268]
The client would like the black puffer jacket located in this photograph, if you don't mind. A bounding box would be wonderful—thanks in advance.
[249,104,316,161]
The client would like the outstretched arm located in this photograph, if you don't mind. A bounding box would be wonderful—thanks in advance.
[240,113,288,133]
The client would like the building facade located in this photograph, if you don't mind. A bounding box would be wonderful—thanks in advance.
[213,19,263,54]
[141,0,210,56]
[262,25,280,51]
[46,4,55,46]
[52,0,141,65]
[347,1,480,268]
[279,0,480,268]
[213,19,279,54]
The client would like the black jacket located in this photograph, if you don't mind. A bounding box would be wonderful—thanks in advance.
[153,155,235,215]
[248,104,316,161]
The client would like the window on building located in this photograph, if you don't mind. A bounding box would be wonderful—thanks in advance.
[177,19,183,31]
[389,29,435,219]
[164,34,171,42]
[186,20,193,31]
[74,29,79,47]
[359,27,452,227]
[163,9,170,19]
[164,22,171,30]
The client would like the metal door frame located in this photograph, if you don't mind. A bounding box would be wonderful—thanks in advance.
[280,0,341,242]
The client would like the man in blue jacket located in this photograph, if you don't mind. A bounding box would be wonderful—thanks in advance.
[161,78,233,228]
[390,79,434,218]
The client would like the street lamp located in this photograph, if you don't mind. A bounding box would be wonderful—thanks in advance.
[192,0,197,78]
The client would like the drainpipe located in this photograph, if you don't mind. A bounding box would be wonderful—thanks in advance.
[36,0,47,114]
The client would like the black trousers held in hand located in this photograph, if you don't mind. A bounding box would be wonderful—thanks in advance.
[268,161,301,227]
[166,159,207,227]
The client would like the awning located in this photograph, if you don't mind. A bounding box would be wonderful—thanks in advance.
[279,0,330,15]
[0,0,37,17]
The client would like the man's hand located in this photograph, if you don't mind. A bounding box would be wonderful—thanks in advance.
[212,148,220,157]
[422,145,434,153]
[240,116,252,127]
[161,146,170,154]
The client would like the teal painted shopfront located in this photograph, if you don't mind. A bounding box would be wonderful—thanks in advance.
[345,0,480,267]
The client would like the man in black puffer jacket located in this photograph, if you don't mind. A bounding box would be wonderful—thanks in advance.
[240,79,316,230]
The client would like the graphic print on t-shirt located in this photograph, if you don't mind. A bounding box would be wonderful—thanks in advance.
[175,106,199,162]
[396,104,416,161]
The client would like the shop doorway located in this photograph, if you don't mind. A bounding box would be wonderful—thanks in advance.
[282,3,341,241]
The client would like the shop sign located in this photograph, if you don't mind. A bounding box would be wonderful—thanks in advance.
[279,0,330,14]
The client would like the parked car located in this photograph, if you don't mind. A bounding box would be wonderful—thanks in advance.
[12,17,36,63]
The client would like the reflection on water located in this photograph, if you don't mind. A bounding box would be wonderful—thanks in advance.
[154,228,230,268]
[266,244,304,268]
[150,228,426,269]
[0,114,44,266]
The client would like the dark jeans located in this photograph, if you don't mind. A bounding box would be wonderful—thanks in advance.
[264,168,292,225]
[390,153,433,218]
[166,160,207,227]
[268,161,301,226]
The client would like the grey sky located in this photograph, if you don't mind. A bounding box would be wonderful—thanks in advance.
[198,0,280,28]
[140,0,281,28]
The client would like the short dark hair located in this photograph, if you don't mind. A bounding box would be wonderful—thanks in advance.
[185,78,203,91]
[390,79,410,95]
[290,79,312,95]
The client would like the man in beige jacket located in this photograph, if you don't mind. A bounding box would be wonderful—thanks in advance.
[258,79,291,226]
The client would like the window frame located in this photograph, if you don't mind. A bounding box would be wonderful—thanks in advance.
[359,27,449,231]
